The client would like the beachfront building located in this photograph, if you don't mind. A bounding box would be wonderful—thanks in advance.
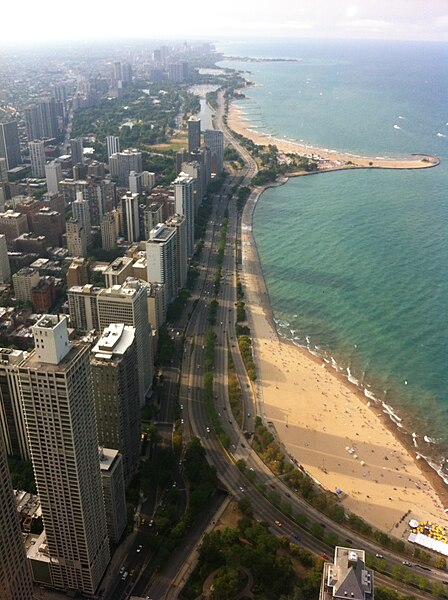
[319,546,374,600]
[204,129,224,175]
[146,223,178,310]
[174,172,194,257]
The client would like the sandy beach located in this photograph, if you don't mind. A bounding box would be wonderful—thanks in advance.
[229,103,439,171]
[240,187,448,537]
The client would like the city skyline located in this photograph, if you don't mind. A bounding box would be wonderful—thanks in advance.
[0,1,447,45]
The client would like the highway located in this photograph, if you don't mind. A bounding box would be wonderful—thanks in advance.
[122,92,448,599]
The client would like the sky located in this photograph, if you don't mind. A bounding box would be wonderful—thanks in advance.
[2,0,448,45]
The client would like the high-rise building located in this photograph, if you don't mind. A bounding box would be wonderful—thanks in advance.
[97,280,153,405]
[204,129,224,175]
[181,160,203,210]
[121,191,140,242]
[72,191,92,247]
[128,170,142,195]
[101,212,117,250]
[146,223,178,308]
[143,200,165,240]
[109,149,142,187]
[174,171,195,257]
[12,267,40,302]
[66,218,87,257]
[0,210,28,245]
[106,135,120,159]
[68,284,101,332]
[0,233,11,282]
[104,256,134,288]
[187,116,201,153]
[0,122,21,170]
[91,324,140,483]
[31,207,65,247]
[70,138,84,166]
[0,157,8,182]
[66,257,89,289]
[99,448,127,544]
[166,214,188,289]
[29,139,46,178]
[168,61,188,83]
[39,97,58,139]
[0,432,34,599]
[19,315,110,594]
[319,546,374,600]
[45,160,62,193]
[0,348,29,460]
[24,104,43,142]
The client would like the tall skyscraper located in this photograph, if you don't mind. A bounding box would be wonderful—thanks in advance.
[24,104,43,142]
[0,348,29,460]
[146,223,178,308]
[143,201,165,240]
[0,122,21,170]
[0,432,34,599]
[204,129,224,175]
[29,139,46,178]
[39,97,58,139]
[45,160,62,193]
[0,233,11,282]
[99,448,127,544]
[121,191,140,242]
[106,135,120,159]
[91,324,140,483]
[174,171,195,257]
[72,191,92,247]
[187,116,201,153]
[70,138,84,166]
[101,212,117,250]
[66,218,87,257]
[128,170,142,195]
[19,315,110,594]
[166,214,188,289]
[97,280,153,406]
[109,149,142,187]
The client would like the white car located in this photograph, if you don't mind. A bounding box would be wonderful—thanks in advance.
[122,571,128,580]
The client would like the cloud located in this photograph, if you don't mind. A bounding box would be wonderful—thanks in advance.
[346,5,358,19]
[344,19,394,31]
[434,14,448,29]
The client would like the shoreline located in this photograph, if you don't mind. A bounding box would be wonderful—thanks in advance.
[239,183,448,536]
[228,101,440,172]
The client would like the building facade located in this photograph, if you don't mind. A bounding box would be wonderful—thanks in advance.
[19,315,110,595]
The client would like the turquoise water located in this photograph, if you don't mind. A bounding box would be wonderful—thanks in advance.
[217,40,448,469]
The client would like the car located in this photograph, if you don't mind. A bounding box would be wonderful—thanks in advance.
[130,569,135,576]
[247,413,251,417]
[172,481,177,488]
[375,553,384,559]
[181,418,184,424]
[149,519,154,527]
[285,492,291,498]
[402,561,412,566]
[206,426,210,433]
[274,520,282,527]
[345,538,352,544]
[137,544,142,553]
[443,581,448,585]
[239,486,245,492]
[293,533,300,541]
[319,553,330,560]
[180,404,183,410]
[119,566,125,574]
[249,467,254,471]
[228,419,232,424]
[122,571,128,580]
[415,564,431,571]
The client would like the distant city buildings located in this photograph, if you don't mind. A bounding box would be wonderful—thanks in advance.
[109,149,142,187]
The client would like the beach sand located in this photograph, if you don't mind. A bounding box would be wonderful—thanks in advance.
[240,188,448,537]
[229,103,439,171]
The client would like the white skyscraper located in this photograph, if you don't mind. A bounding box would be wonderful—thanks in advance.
[146,223,178,308]
[106,135,120,159]
[66,218,87,257]
[29,139,46,178]
[19,315,110,595]
[174,172,195,257]
[45,160,62,193]
[166,214,188,289]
